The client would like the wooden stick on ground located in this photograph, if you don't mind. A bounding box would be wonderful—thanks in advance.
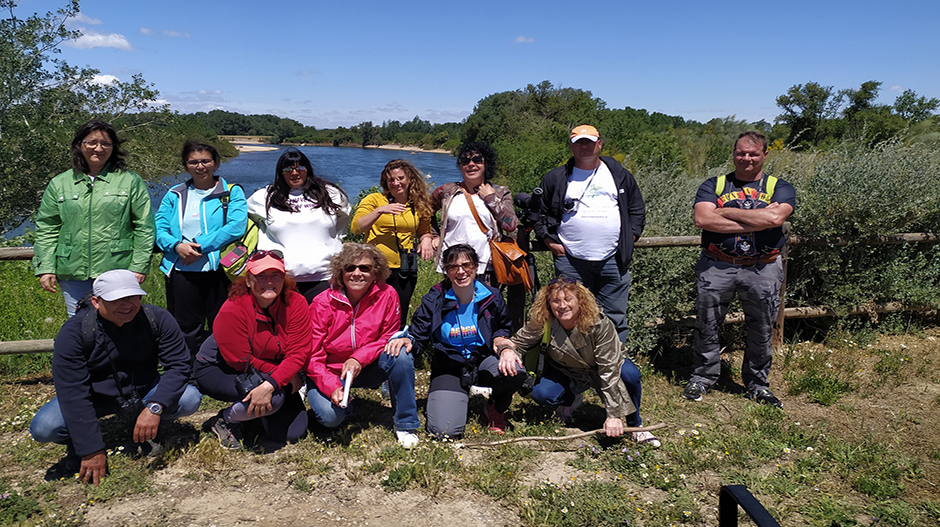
[460,422,667,448]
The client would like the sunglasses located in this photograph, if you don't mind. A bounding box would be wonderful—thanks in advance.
[444,262,476,274]
[457,155,485,166]
[248,249,284,261]
[281,165,308,175]
[548,275,578,286]
[344,264,373,273]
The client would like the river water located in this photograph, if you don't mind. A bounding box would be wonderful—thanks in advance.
[155,145,463,205]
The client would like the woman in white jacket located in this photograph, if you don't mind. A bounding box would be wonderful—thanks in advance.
[247,148,350,302]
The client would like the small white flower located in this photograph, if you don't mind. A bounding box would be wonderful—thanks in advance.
[783,447,791,453]
[806,447,814,452]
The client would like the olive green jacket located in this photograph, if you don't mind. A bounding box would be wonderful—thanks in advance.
[33,167,155,280]
[510,315,636,419]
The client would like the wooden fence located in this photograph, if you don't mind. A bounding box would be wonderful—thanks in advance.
[1,229,937,356]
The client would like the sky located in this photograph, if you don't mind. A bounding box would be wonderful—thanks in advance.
[17,0,940,129]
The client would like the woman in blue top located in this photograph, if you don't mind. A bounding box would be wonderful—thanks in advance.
[155,141,247,360]
[386,244,525,438]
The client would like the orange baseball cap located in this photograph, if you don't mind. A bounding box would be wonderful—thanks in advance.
[570,124,599,143]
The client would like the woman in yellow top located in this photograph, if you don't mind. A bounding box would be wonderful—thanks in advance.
[351,159,435,327]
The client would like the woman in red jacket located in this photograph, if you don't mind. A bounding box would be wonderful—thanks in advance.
[306,243,420,448]
[194,250,311,450]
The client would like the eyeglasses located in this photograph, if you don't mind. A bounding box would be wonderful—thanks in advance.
[81,140,113,149]
[548,275,578,286]
[186,159,215,167]
[457,155,484,166]
[281,165,308,175]
[248,249,284,261]
[344,264,373,273]
[444,262,476,274]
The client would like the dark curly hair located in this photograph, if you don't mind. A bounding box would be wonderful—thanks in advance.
[70,120,127,174]
[266,148,348,216]
[456,141,497,183]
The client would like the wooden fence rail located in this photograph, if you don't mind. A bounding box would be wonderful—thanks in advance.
[1,229,936,355]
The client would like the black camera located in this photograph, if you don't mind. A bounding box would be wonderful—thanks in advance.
[235,367,266,398]
[459,364,479,390]
[116,391,144,423]
[399,247,419,275]
[514,187,542,229]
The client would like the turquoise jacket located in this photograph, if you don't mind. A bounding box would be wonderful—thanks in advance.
[33,167,156,280]
[154,177,247,275]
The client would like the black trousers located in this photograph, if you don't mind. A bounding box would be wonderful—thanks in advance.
[165,268,229,361]
[386,269,417,329]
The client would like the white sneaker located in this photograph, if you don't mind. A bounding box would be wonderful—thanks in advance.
[555,392,583,423]
[632,430,661,448]
[396,430,419,449]
[469,385,493,398]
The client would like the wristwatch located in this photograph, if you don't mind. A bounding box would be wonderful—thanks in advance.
[147,402,164,415]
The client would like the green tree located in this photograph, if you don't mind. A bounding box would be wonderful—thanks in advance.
[0,0,167,231]
[893,89,940,122]
[775,82,841,147]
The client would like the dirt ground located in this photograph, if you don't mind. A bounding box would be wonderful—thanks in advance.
[3,328,939,527]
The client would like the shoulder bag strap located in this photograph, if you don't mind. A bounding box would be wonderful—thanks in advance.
[463,190,489,236]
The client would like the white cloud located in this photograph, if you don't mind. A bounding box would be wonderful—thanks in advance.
[67,31,132,50]
[888,85,904,93]
[90,74,119,85]
[515,36,534,43]
[69,12,102,25]
[163,30,190,38]
[140,27,152,35]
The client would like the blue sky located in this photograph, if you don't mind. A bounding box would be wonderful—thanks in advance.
[19,0,940,129]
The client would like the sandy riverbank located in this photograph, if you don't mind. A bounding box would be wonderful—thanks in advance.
[364,144,451,155]
[234,144,281,152]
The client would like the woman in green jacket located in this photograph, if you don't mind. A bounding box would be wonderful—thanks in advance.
[33,120,155,317]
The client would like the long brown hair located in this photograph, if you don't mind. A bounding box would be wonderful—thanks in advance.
[380,159,432,219]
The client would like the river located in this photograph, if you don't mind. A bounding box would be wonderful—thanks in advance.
[155,145,463,205]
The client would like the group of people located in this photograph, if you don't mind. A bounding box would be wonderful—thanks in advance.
[28,119,794,485]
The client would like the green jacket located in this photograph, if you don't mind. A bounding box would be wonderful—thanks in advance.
[33,167,156,280]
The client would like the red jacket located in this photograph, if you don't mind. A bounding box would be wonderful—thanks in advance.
[306,282,400,396]
[214,290,312,389]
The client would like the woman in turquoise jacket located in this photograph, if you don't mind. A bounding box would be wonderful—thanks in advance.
[155,141,247,360]
[33,120,155,317]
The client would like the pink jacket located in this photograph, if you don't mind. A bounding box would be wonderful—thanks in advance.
[306,282,400,396]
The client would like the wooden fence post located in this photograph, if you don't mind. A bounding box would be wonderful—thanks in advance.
[772,222,790,353]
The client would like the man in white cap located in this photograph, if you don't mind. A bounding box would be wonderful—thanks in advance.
[30,269,201,486]
[534,124,646,343]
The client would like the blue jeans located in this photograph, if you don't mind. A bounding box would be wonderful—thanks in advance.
[60,279,94,318]
[554,253,631,342]
[531,359,643,427]
[30,383,203,445]
[307,350,420,431]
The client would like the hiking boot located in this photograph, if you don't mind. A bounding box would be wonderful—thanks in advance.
[483,402,507,435]
[208,410,244,449]
[395,430,419,449]
[632,430,661,448]
[555,392,583,424]
[683,381,707,402]
[746,387,783,408]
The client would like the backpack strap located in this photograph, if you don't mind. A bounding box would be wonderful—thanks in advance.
[81,304,161,356]
[221,183,243,225]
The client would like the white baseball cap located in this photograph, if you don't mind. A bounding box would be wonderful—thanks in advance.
[92,270,147,301]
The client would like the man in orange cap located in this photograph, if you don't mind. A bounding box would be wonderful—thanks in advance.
[534,124,646,343]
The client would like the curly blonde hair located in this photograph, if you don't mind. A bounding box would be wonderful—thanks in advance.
[380,159,432,219]
[328,243,392,291]
[528,277,602,333]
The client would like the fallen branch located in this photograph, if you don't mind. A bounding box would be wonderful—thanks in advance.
[459,422,667,448]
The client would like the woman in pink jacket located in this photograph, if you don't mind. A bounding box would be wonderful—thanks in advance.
[306,243,420,448]
[194,250,311,450]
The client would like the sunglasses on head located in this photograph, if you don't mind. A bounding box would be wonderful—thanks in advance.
[344,264,373,273]
[281,165,308,175]
[548,275,578,286]
[248,249,284,261]
[457,154,485,166]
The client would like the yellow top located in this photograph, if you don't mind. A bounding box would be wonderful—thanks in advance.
[351,192,432,268]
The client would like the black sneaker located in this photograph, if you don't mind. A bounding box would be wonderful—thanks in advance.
[208,411,244,449]
[683,381,707,401]
[746,387,783,408]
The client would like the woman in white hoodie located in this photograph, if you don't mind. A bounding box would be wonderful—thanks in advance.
[247,148,350,302]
